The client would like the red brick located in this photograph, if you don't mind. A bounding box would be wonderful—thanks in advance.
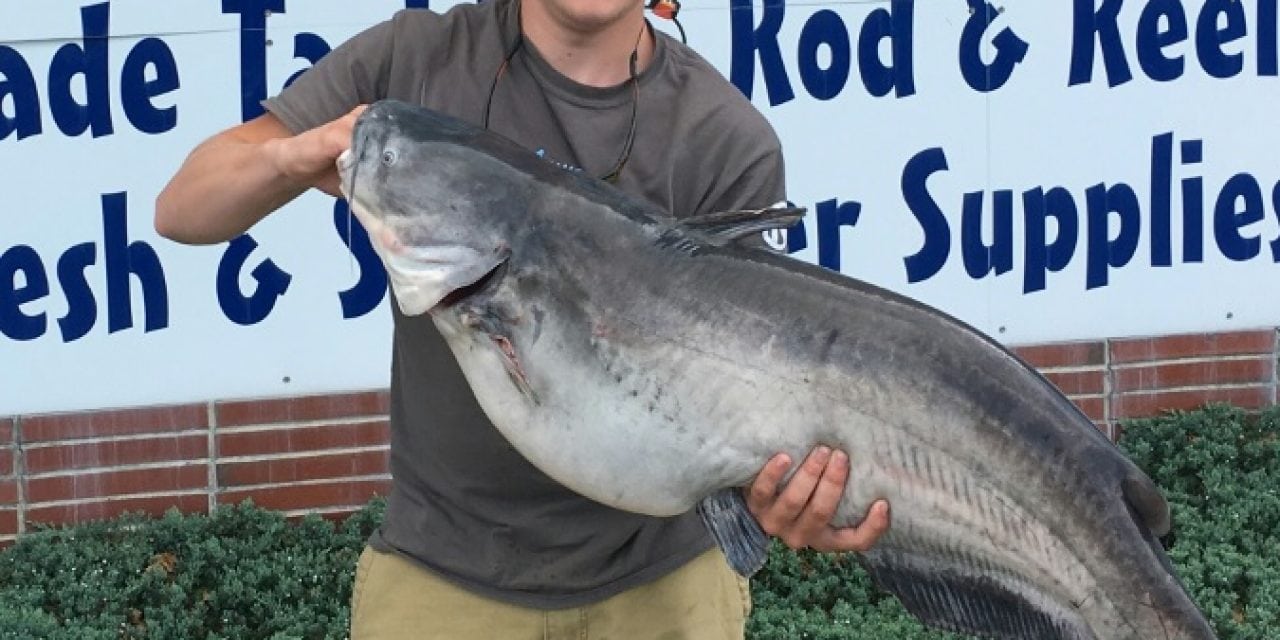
[217,420,389,457]
[216,391,389,428]
[0,480,16,505]
[218,449,389,487]
[1110,330,1276,364]
[24,465,208,504]
[218,479,391,511]
[1070,396,1106,422]
[0,418,12,444]
[0,448,11,477]
[0,509,16,536]
[1112,387,1273,420]
[22,404,208,443]
[1114,358,1274,393]
[1042,370,1106,396]
[25,493,208,527]
[1013,341,1106,369]
[23,435,208,474]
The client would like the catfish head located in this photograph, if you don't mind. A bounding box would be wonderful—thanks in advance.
[338,100,556,403]
[337,100,533,317]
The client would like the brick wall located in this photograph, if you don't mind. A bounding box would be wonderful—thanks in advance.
[0,391,391,546]
[1012,328,1278,439]
[1,327,1277,546]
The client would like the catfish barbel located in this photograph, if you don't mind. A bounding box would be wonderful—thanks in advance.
[337,100,1216,640]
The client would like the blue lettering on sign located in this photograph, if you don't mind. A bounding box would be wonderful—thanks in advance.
[48,3,114,138]
[856,0,914,99]
[0,2,179,142]
[1070,0,1132,87]
[1136,0,1188,82]
[902,147,951,283]
[121,37,181,133]
[1181,139,1204,262]
[889,134,1280,293]
[1149,132,1174,266]
[1021,186,1078,294]
[1214,174,1266,261]
[1197,0,1247,78]
[103,192,168,333]
[1084,182,1140,289]
[729,0,914,105]
[959,0,1028,93]
[814,198,862,271]
[285,33,332,88]
[0,246,50,341]
[56,243,97,342]
[333,201,388,318]
[1071,0,1279,87]
[216,235,292,326]
[222,0,287,122]
[1263,0,1279,76]
[729,0,794,105]
[0,47,42,140]
[961,190,1014,279]
[1273,183,1280,261]
[0,192,168,343]
[797,10,850,101]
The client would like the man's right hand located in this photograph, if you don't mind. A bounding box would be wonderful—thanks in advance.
[265,105,366,198]
[155,105,366,245]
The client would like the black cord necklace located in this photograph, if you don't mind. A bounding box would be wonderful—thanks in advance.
[482,14,645,184]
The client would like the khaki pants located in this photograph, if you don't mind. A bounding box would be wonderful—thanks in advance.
[349,545,752,639]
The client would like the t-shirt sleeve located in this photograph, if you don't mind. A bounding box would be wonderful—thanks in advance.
[698,133,787,215]
[261,16,398,134]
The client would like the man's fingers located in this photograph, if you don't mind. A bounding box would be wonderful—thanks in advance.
[789,450,850,542]
[813,499,891,553]
[766,446,830,538]
[315,168,342,198]
[746,453,792,512]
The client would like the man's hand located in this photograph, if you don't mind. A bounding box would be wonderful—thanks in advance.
[156,105,368,245]
[744,446,890,552]
[265,104,367,198]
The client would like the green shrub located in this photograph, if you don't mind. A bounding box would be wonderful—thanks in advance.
[0,499,385,639]
[0,404,1276,639]
[1119,404,1280,639]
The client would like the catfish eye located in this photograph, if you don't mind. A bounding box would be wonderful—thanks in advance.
[381,149,399,166]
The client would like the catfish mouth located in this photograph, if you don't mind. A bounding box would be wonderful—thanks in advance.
[438,256,510,308]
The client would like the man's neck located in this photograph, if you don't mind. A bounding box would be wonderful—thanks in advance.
[520,1,655,88]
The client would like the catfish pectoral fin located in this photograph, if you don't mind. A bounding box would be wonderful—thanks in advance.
[697,488,770,577]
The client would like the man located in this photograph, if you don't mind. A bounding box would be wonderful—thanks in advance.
[156,1,890,637]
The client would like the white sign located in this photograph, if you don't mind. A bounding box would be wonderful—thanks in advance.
[2,1,1278,416]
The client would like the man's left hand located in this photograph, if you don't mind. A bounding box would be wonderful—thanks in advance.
[744,446,891,552]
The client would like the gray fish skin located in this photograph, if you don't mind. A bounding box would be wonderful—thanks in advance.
[338,100,1217,640]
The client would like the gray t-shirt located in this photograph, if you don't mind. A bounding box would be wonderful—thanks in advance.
[264,0,786,608]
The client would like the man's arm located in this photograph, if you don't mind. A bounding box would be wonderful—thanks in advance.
[154,106,365,245]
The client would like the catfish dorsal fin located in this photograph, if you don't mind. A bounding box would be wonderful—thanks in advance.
[676,206,806,246]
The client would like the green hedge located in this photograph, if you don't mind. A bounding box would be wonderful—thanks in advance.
[0,404,1276,639]
[0,500,384,639]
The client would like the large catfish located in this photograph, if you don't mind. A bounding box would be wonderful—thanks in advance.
[337,100,1216,640]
